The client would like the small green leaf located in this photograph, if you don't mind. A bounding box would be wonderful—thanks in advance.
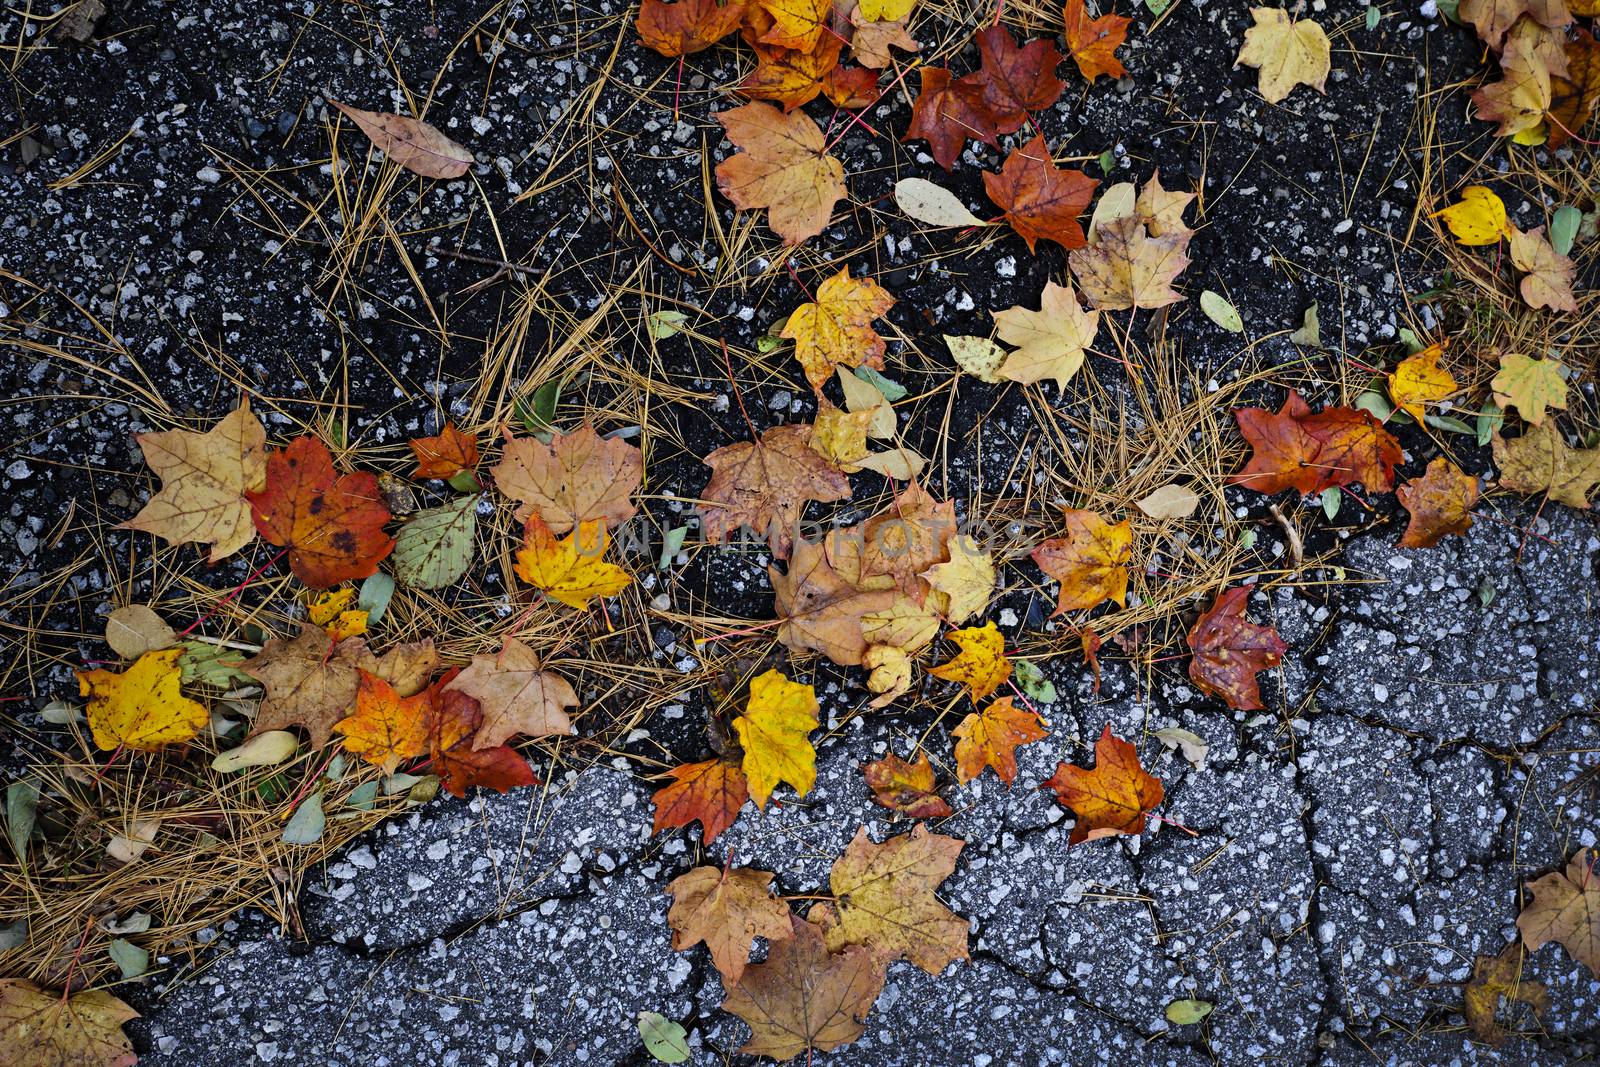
[853,366,907,401]
[1365,5,1380,31]
[1398,328,1425,354]
[357,572,396,623]
[391,495,479,590]
[405,776,441,806]
[1238,528,1257,550]
[1145,0,1171,16]
[1435,0,1460,22]
[1424,413,1475,436]
[1475,401,1502,447]
[447,470,482,493]
[1289,303,1320,347]
[647,310,689,339]
[1098,149,1115,174]
[176,641,255,689]
[1550,205,1581,256]
[658,526,690,570]
[517,376,564,437]
[1321,487,1341,521]
[6,778,40,858]
[282,790,326,845]
[755,333,784,355]
[343,781,380,812]
[1353,391,1393,422]
[637,1012,691,1063]
[1199,291,1244,333]
[1166,998,1213,1025]
[108,939,149,980]
[1477,576,1496,607]
[1012,660,1057,704]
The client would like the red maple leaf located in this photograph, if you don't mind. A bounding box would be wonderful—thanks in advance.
[1186,586,1288,711]
[652,757,751,843]
[427,669,539,798]
[982,134,1097,252]
[969,25,1065,135]
[247,435,394,588]
[903,66,996,170]
[1230,390,1402,495]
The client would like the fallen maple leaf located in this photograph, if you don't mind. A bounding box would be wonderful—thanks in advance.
[715,101,846,245]
[850,8,919,69]
[1492,353,1568,427]
[637,0,748,56]
[1068,213,1191,310]
[1387,343,1457,422]
[120,401,267,563]
[756,0,831,50]
[652,757,751,843]
[1432,185,1511,246]
[1548,30,1600,148]
[822,63,881,108]
[1508,225,1579,312]
[667,865,793,984]
[857,0,912,17]
[952,695,1046,786]
[902,66,994,170]
[409,422,479,480]
[989,280,1101,389]
[928,621,1011,702]
[242,625,368,749]
[1136,170,1197,238]
[983,134,1098,253]
[490,423,642,534]
[247,435,394,589]
[1493,424,1600,508]
[816,823,969,973]
[0,978,138,1067]
[351,639,441,697]
[1463,943,1548,1046]
[740,36,844,111]
[1063,0,1131,81]
[1460,0,1571,51]
[512,516,633,610]
[837,482,956,589]
[733,669,820,808]
[428,677,538,798]
[811,400,875,469]
[444,637,579,750]
[1517,849,1599,975]
[721,914,886,1059]
[923,534,995,624]
[331,101,473,179]
[771,537,900,665]
[1229,390,1401,495]
[1397,458,1479,549]
[77,648,208,752]
[1040,724,1164,845]
[335,670,431,775]
[1031,508,1132,614]
[1234,7,1330,105]
[862,751,953,818]
[970,24,1066,134]
[700,424,851,559]
[1186,585,1287,711]
[1473,37,1552,138]
[781,268,895,392]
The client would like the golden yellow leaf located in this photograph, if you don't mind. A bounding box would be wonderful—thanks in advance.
[922,535,995,624]
[816,823,969,973]
[928,622,1011,702]
[1030,509,1133,614]
[991,281,1100,389]
[1431,185,1510,246]
[1234,7,1331,104]
[1472,38,1553,138]
[811,402,874,469]
[1387,344,1457,421]
[77,648,208,752]
[780,268,896,392]
[0,979,139,1067]
[1493,425,1600,508]
[512,517,632,610]
[858,0,913,19]
[732,669,820,808]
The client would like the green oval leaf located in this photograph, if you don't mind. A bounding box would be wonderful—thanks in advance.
[1166,998,1213,1025]
[391,495,479,590]
[637,1011,691,1063]
[1199,290,1244,333]
[282,790,326,845]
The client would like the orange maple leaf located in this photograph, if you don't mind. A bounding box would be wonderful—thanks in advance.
[651,757,751,843]
[862,751,953,818]
[637,0,747,56]
[1063,0,1131,81]
[700,424,851,559]
[952,695,1046,786]
[1030,508,1132,614]
[1186,586,1288,711]
[754,0,832,51]
[247,435,394,589]
[740,36,844,111]
[1229,390,1402,496]
[335,670,431,775]
[1397,457,1480,549]
[714,102,847,246]
[928,622,1011,702]
[408,422,479,480]
[822,63,881,108]
[983,134,1098,253]
[1041,724,1164,845]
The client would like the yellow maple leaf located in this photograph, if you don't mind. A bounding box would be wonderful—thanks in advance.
[1431,186,1511,246]
[991,281,1101,389]
[1234,7,1331,105]
[714,102,846,247]
[77,648,208,752]
[119,400,267,563]
[922,535,995,624]
[307,588,369,641]
[732,669,819,807]
[858,0,914,20]
[928,622,1011,702]
[1491,353,1568,427]
[810,401,875,469]
[1388,344,1457,422]
[513,517,633,610]
[780,268,896,392]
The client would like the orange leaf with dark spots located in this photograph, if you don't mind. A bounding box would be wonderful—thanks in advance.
[1229,390,1401,496]
[952,696,1046,786]
[903,66,995,170]
[1063,0,1131,81]
[427,672,538,798]
[652,757,751,843]
[863,751,953,818]
[1397,457,1479,549]
[248,436,394,589]
[983,135,1097,253]
[637,0,748,57]
[1041,724,1164,845]
[1186,586,1287,711]
[969,25,1066,135]
[409,422,479,480]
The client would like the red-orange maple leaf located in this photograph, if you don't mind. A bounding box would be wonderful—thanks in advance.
[969,25,1065,135]
[409,422,479,480]
[1186,586,1288,711]
[1063,0,1131,81]
[637,0,747,57]
[903,66,995,170]
[822,64,881,109]
[652,757,751,843]
[1229,390,1402,496]
[982,135,1097,253]
[247,435,394,589]
[862,751,953,819]
[952,696,1047,786]
[1041,724,1164,845]
[428,670,538,798]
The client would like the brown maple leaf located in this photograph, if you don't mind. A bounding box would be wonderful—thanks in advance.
[850,8,919,70]
[1459,0,1571,51]
[700,424,851,559]
[1548,29,1600,148]
[1068,213,1191,310]
[771,536,899,665]
[490,423,642,535]
[667,864,794,984]
[241,625,367,750]
[982,134,1098,253]
[952,695,1047,786]
[1463,943,1548,1045]
[862,751,954,818]
[815,823,969,973]
[1517,849,1599,976]
[1186,586,1287,711]
[443,636,579,750]
[1040,724,1164,845]
[720,914,886,1059]
[652,757,751,843]
[714,101,847,245]
[1229,390,1402,496]
[1396,458,1479,549]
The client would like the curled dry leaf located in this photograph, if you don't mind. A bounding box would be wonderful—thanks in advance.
[331,101,473,179]
[772,538,900,666]
[120,400,267,563]
[651,758,751,844]
[491,422,643,534]
[714,102,846,245]
[1186,586,1288,711]
[77,648,208,752]
[862,751,953,818]
[700,424,851,560]
[733,669,820,808]
[1030,508,1132,614]
[666,865,793,984]
[1396,458,1479,549]
[1040,724,1164,845]
[951,695,1046,786]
